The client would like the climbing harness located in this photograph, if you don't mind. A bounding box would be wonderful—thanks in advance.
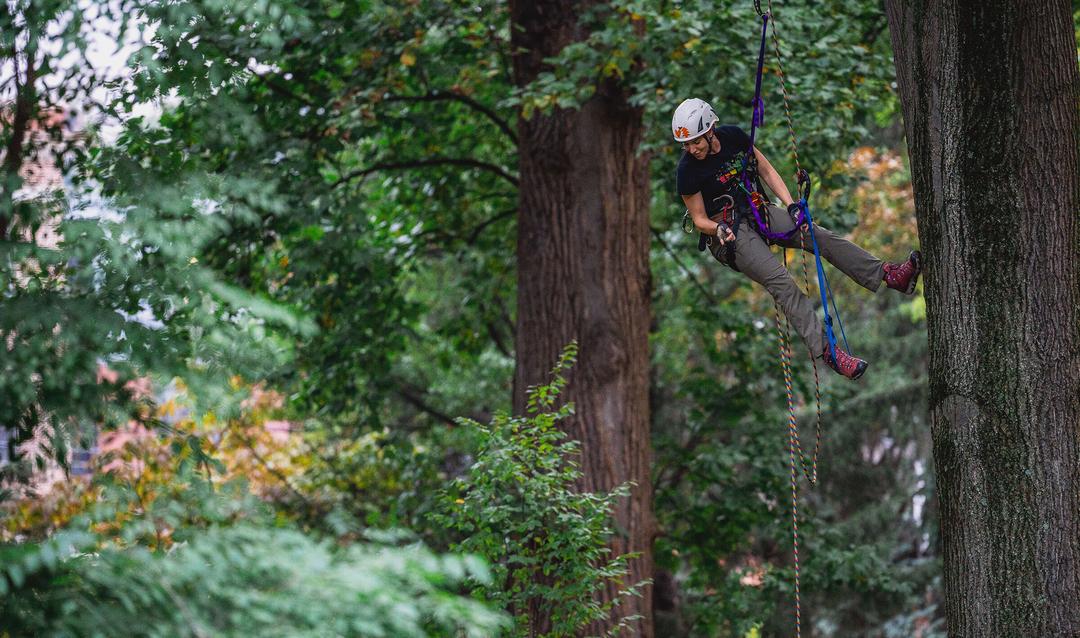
[744,1,858,635]
[703,195,739,269]
[711,194,738,228]
[682,195,741,270]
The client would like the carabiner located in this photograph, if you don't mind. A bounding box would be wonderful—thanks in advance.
[714,194,735,213]
[796,169,812,201]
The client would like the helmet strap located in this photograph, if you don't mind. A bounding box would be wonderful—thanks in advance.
[705,129,719,154]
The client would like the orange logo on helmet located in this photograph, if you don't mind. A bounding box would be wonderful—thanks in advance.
[675,126,691,139]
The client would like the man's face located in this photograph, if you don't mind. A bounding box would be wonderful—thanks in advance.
[682,134,710,159]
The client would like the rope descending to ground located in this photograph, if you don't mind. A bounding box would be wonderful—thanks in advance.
[773,296,822,638]
[755,0,833,634]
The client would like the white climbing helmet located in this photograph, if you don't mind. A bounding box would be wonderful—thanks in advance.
[671,98,718,143]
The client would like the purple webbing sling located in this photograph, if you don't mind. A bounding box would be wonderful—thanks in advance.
[742,12,807,241]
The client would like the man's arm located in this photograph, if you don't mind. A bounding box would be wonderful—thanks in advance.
[681,192,735,244]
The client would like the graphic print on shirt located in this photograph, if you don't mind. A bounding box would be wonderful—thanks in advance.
[715,153,748,188]
[674,125,756,217]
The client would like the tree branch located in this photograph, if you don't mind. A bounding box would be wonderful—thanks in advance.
[861,15,890,47]
[650,226,718,306]
[395,384,459,428]
[335,157,519,188]
[383,91,517,144]
[486,318,512,358]
[193,26,315,107]
[233,428,321,518]
[247,62,314,106]
[654,424,711,493]
[466,207,516,244]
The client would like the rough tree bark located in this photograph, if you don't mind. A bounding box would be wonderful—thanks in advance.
[509,2,654,635]
[885,1,1080,634]
[1,31,38,240]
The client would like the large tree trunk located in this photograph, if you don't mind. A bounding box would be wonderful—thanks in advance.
[1,34,38,240]
[509,2,654,635]
[885,1,1080,634]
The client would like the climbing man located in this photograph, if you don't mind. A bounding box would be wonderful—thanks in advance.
[672,97,921,380]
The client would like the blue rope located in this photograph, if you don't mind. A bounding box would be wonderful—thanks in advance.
[746,11,853,360]
[823,259,851,353]
[798,198,848,360]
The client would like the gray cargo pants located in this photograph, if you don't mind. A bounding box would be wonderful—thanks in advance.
[708,204,884,356]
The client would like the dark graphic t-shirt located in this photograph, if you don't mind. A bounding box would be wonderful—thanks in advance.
[675,125,755,216]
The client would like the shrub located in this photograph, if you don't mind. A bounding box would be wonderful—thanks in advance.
[432,343,644,637]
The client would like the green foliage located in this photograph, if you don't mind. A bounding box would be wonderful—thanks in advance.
[514,0,898,175]
[4,0,952,633]
[102,0,519,430]
[289,424,486,537]
[0,524,506,638]
[649,296,792,635]
[0,0,315,476]
[432,344,646,637]
[1,455,506,638]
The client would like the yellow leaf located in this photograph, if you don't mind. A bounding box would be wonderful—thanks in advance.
[400,51,416,67]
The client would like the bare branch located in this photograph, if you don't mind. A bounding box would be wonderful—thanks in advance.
[650,226,718,306]
[395,384,458,428]
[486,317,512,358]
[466,207,516,244]
[383,90,517,144]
